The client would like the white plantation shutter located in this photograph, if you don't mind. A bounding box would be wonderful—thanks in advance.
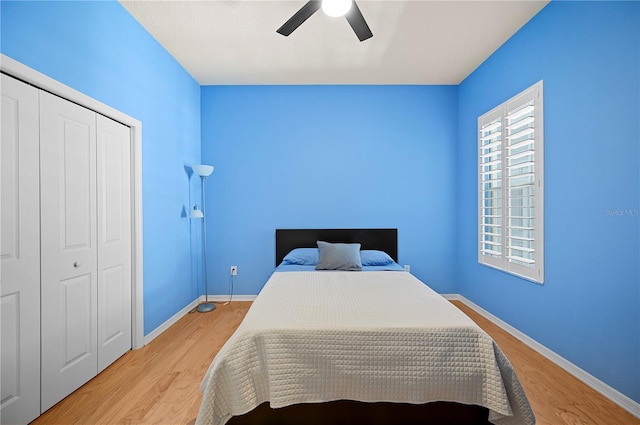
[479,111,504,264]
[478,81,544,283]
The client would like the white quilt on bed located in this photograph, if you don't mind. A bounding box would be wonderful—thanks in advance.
[196,271,535,425]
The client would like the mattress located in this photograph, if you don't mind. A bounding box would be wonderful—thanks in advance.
[196,271,535,425]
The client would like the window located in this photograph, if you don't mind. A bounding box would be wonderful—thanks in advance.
[478,81,544,283]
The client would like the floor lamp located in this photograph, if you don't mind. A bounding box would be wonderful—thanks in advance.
[191,164,215,313]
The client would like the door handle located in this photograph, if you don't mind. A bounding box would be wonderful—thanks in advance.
[73,261,80,268]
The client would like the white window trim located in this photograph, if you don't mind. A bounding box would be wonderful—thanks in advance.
[478,81,544,284]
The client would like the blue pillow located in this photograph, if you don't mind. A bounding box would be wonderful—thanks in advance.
[360,250,394,266]
[282,248,319,265]
[315,241,362,271]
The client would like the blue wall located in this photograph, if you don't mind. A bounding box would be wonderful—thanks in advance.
[457,1,639,402]
[1,1,203,335]
[201,85,459,295]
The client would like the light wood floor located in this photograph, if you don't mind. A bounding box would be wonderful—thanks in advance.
[31,301,638,425]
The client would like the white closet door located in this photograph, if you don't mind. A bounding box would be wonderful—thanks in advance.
[1,75,41,425]
[40,90,98,413]
[96,114,132,372]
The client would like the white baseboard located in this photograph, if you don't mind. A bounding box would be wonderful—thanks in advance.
[143,298,200,346]
[443,294,640,418]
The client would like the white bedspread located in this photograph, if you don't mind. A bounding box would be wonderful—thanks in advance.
[196,271,535,425]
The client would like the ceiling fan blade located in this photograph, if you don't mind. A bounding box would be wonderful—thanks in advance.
[345,1,373,41]
[277,0,322,36]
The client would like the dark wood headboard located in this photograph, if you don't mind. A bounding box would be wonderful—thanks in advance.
[275,228,398,266]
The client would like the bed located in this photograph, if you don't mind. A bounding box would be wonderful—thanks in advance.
[196,229,535,425]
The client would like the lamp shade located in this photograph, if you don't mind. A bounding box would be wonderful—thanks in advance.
[192,164,214,177]
[190,205,204,219]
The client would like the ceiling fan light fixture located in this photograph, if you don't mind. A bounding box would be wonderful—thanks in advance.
[322,0,352,17]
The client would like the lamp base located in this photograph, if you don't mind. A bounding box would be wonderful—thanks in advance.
[197,302,216,313]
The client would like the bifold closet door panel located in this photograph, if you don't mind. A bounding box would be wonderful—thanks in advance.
[39,90,99,413]
[0,74,41,425]
[96,114,132,373]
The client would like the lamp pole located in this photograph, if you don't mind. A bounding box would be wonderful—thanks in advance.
[193,165,215,313]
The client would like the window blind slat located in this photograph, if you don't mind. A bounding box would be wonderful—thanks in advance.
[507,104,534,121]
[482,249,502,256]
[481,120,501,132]
[507,116,534,130]
[507,138,534,152]
[507,255,535,264]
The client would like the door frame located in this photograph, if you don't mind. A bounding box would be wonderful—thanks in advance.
[1,54,145,349]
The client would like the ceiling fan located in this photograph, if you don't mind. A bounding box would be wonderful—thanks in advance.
[277,0,373,42]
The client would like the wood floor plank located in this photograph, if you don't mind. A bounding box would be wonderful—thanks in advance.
[30,300,638,425]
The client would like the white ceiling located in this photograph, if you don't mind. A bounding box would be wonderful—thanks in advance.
[120,0,549,85]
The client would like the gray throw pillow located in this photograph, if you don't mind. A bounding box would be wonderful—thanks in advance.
[315,241,362,271]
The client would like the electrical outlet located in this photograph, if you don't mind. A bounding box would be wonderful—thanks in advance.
[404,265,410,273]
[230,265,237,276]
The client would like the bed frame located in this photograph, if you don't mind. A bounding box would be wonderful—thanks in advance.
[227,228,490,425]
[275,228,398,266]
[227,400,490,425]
